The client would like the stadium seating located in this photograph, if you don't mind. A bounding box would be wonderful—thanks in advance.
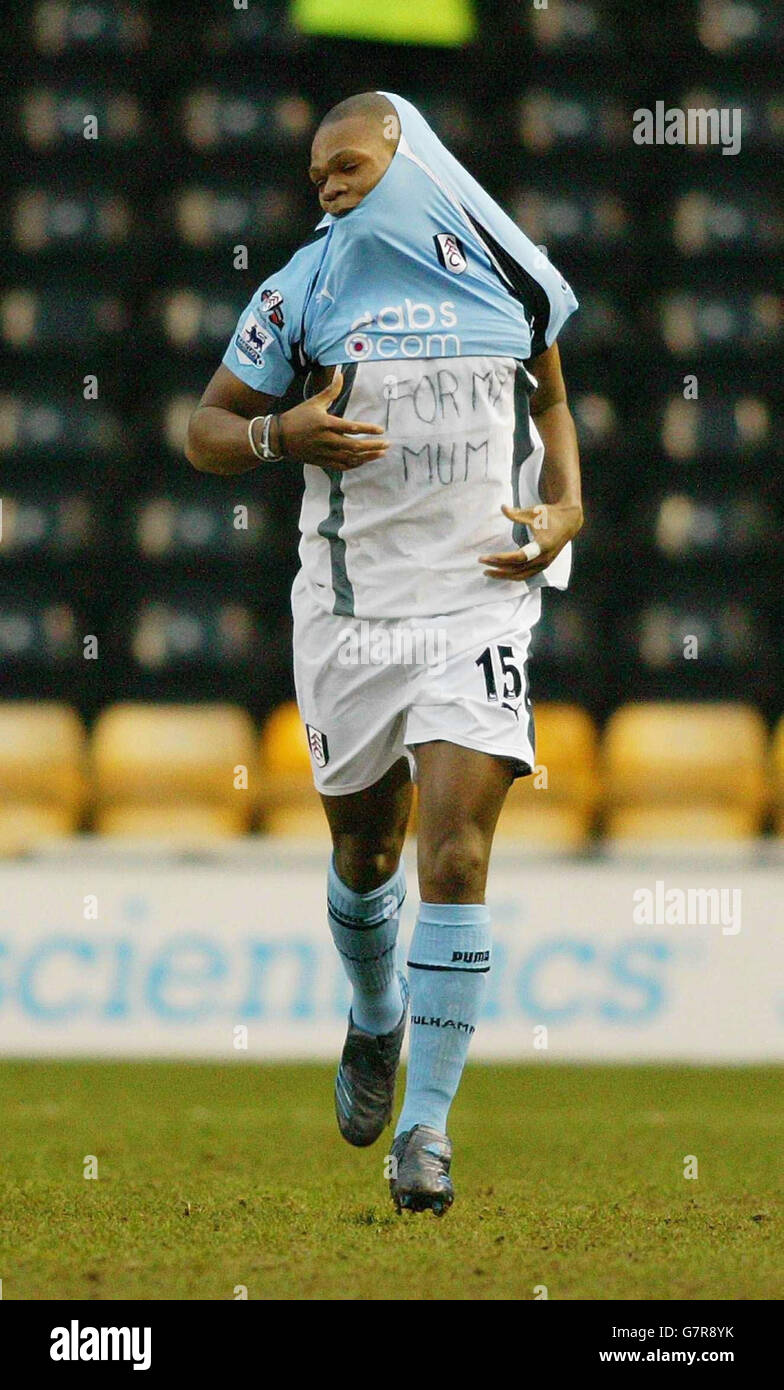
[602,702,769,845]
[0,703,88,854]
[495,703,600,851]
[0,696,780,851]
[92,703,256,841]
[29,3,151,58]
[0,0,780,851]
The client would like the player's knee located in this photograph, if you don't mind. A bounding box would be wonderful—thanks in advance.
[333,836,403,893]
[365,842,403,885]
[422,828,487,902]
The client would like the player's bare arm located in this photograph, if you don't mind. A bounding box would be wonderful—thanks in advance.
[480,340,583,581]
[185,364,388,474]
[186,103,399,479]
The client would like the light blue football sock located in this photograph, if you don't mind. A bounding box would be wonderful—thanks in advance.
[395,902,491,1137]
[327,855,406,1036]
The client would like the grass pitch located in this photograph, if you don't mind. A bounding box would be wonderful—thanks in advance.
[0,1061,781,1301]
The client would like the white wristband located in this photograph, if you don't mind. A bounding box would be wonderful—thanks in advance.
[248,415,265,460]
[260,412,284,461]
[248,414,284,462]
[521,541,542,562]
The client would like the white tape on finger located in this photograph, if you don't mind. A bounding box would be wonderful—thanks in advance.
[521,541,542,562]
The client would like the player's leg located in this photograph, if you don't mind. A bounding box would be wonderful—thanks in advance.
[389,742,512,1210]
[292,565,412,1030]
[400,739,511,1129]
[320,756,414,1146]
[390,593,539,1211]
[320,753,412,894]
[293,568,414,1144]
[414,740,513,904]
[321,756,412,1039]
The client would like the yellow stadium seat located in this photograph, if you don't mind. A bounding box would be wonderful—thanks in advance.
[770,717,784,837]
[258,701,328,838]
[0,702,87,854]
[92,703,256,840]
[495,703,599,851]
[603,702,767,845]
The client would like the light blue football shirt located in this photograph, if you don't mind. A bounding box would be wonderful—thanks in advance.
[223,93,578,396]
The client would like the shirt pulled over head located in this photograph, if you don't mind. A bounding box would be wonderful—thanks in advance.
[224,92,578,396]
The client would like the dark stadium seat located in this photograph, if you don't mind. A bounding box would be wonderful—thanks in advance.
[122,594,266,672]
[148,286,248,355]
[0,482,101,558]
[17,87,145,154]
[169,185,306,252]
[559,292,636,351]
[396,94,476,150]
[178,89,316,153]
[0,590,90,709]
[527,0,612,54]
[644,491,777,561]
[0,393,125,464]
[670,188,783,257]
[655,290,783,355]
[695,1,781,56]
[611,593,776,712]
[127,491,276,563]
[0,285,129,353]
[569,390,624,459]
[29,2,151,58]
[528,589,608,714]
[108,588,294,714]
[517,91,628,155]
[674,87,781,151]
[656,391,774,467]
[508,186,630,258]
[9,189,133,256]
[199,2,296,55]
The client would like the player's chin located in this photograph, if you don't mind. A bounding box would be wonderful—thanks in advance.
[323,199,360,217]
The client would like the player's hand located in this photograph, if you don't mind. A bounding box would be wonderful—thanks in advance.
[278,371,389,470]
[479,502,583,581]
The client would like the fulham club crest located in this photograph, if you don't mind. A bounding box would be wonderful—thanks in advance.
[260,288,285,328]
[306,724,330,767]
[434,232,467,275]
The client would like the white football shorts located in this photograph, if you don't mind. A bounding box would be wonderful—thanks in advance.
[292,568,543,795]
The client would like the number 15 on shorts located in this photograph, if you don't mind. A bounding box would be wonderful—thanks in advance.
[475,644,524,715]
